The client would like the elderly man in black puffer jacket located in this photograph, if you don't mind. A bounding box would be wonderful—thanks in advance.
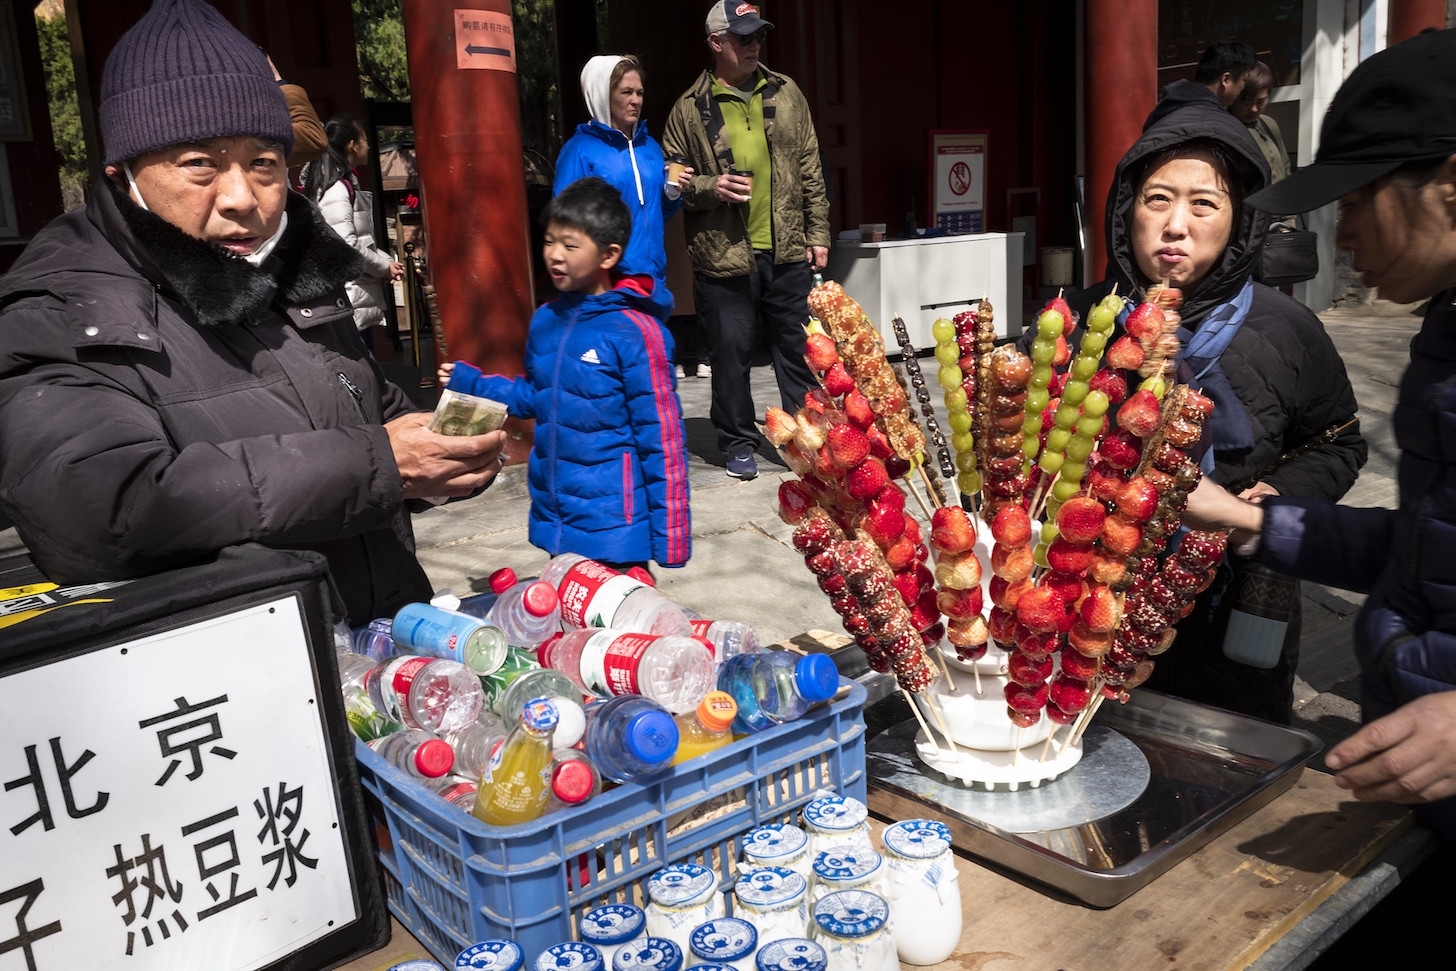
[0,0,505,624]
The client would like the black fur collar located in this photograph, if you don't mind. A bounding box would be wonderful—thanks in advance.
[112,185,364,327]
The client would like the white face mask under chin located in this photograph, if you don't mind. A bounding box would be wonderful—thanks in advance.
[122,160,287,266]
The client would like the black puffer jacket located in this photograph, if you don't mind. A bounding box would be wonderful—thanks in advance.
[1070,101,1366,721]
[0,184,433,624]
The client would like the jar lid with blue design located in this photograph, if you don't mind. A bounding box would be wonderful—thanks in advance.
[456,940,525,971]
[389,962,448,971]
[740,824,808,863]
[535,942,604,971]
[882,819,953,860]
[522,697,560,734]
[580,904,646,947]
[688,918,757,962]
[754,939,827,971]
[811,845,882,883]
[733,866,807,911]
[647,863,717,908]
[810,890,888,940]
[611,937,683,971]
[800,796,867,833]
[684,965,737,971]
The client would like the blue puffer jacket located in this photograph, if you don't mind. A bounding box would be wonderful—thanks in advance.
[447,276,690,568]
[555,120,681,315]
[1259,292,1456,835]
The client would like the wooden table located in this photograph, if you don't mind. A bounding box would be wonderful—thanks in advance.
[339,770,1411,971]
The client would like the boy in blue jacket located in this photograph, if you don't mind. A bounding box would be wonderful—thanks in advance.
[440,177,691,570]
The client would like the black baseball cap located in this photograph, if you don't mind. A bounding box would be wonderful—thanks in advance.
[1248,28,1456,214]
[705,1,774,36]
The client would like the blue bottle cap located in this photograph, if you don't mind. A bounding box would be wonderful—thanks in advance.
[801,795,867,832]
[754,939,826,971]
[794,654,839,703]
[740,823,808,861]
[811,845,882,883]
[688,918,757,962]
[733,866,806,910]
[612,937,683,971]
[882,818,953,860]
[811,890,889,939]
[580,904,647,947]
[624,710,679,766]
[523,697,560,733]
[456,940,525,971]
[648,863,717,907]
[536,942,603,971]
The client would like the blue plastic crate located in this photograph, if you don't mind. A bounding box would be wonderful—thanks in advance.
[356,679,867,966]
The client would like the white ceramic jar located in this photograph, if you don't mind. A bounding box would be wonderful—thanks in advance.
[732,866,809,947]
[612,937,684,971]
[687,917,758,971]
[880,819,961,965]
[808,891,897,971]
[800,797,872,860]
[455,939,524,971]
[739,823,813,884]
[753,939,827,971]
[580,904,648,971]
[645,864,725,959]
[535,942,604,971]
[808,844,885,908]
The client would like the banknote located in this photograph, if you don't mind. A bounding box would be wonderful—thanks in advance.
[427,389,509,436]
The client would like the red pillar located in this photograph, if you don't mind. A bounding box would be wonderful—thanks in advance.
[1388,0,1447,44]
[402,0,534,379]
[1084,0,1159,281]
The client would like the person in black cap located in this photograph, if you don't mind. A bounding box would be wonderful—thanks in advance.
[662,1,831,481]
[1185,28,1456,838]
[0,0,506,625]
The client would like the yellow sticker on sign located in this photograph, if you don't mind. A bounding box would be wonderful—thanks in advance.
[455,10,517,72]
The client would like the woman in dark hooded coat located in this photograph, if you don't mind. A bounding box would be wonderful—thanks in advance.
[1067,97,1367,723]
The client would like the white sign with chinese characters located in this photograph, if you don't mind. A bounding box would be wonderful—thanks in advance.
[0,596,355,971]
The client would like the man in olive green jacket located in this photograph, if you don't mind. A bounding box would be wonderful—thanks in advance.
[662,1,831,480]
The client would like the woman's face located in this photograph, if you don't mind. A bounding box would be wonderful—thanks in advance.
[1130,153,1236,291]
[346,129,370,168]
[1336,164,1456,304]
[610,69,644,135]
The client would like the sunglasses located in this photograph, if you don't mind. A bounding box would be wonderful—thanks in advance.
[728,28,768,46]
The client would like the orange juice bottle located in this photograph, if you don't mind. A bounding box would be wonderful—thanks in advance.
[669,691,737,765]
[472,698,557,825]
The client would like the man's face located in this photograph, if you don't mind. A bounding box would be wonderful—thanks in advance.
[710,28,766,84]
[1231,85,1269,126]
[109,137,288,256]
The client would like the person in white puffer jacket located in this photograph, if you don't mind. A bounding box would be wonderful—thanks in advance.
[303,114,403,342]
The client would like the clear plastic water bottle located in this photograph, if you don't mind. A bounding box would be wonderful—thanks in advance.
[339,652,401,741]
[473,698,559,826]
[584,695,680,783]
[540,554,693,636]
[369,728,456,779]
[547,748,602,811]
[689,620,763,667]
[442,717,509,778]
[717,653,839,733]
[365,655,485,734]
[568,630,715,713]
[437,778,479,810]
[485,568,563,649]
[498,668,585,736]
[538,628,596,694]
[353,617,397,660]
[670,692,737,765]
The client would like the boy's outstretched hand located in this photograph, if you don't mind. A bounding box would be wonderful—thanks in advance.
[386,412,506,498]
[437,360,455,389]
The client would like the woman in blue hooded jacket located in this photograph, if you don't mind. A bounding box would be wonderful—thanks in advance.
[555,54,693,317]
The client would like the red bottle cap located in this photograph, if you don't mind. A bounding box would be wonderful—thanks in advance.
[537,632,563,665]
[522,581,559,617]
[488,568,518,594]
[626,566,656,587]
[413,739,455,778]
[552,758,596,804]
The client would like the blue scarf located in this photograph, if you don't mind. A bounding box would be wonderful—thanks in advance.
[1180,279,1257,470]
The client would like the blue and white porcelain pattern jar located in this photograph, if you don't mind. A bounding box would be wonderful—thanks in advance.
[732,866,809,946]
[645,864,725,959]
[612,937,684,971]
[880,819,960,965]
[455,940,525,971]
[800,797,872,860]
[808,844,885,908]
[687,917,758,971]
[535,941,604,971]
[808,891,897,971]
[581,904,649,970]
[753,939,826,971]
[739,823,813,884]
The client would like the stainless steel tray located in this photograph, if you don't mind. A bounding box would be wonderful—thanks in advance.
[865,689,1323,907]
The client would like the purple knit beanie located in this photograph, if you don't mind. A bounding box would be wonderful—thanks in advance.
[99,0,293,166]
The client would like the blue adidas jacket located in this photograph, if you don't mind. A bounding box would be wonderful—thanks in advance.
[554,119,681,315]
[447,276,690,568]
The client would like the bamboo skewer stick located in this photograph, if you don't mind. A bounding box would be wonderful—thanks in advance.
[1013,726,1023,766]
[916,462,945,509]
[972,659,982,696]
[923,693,961,755]
[902,687,942,755]
[933,646,957,692]
[904,473,936,521]
[1038,725,1060,763]
[1070,694,1107,746]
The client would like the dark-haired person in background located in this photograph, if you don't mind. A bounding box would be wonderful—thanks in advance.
[1230,61,1291,187]
[1145,40,1258,130]
[303,114,404,348]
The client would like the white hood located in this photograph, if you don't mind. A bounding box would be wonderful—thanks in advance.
[579,54,645,206]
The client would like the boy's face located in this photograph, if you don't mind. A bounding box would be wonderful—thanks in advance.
[543,222,621,294]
